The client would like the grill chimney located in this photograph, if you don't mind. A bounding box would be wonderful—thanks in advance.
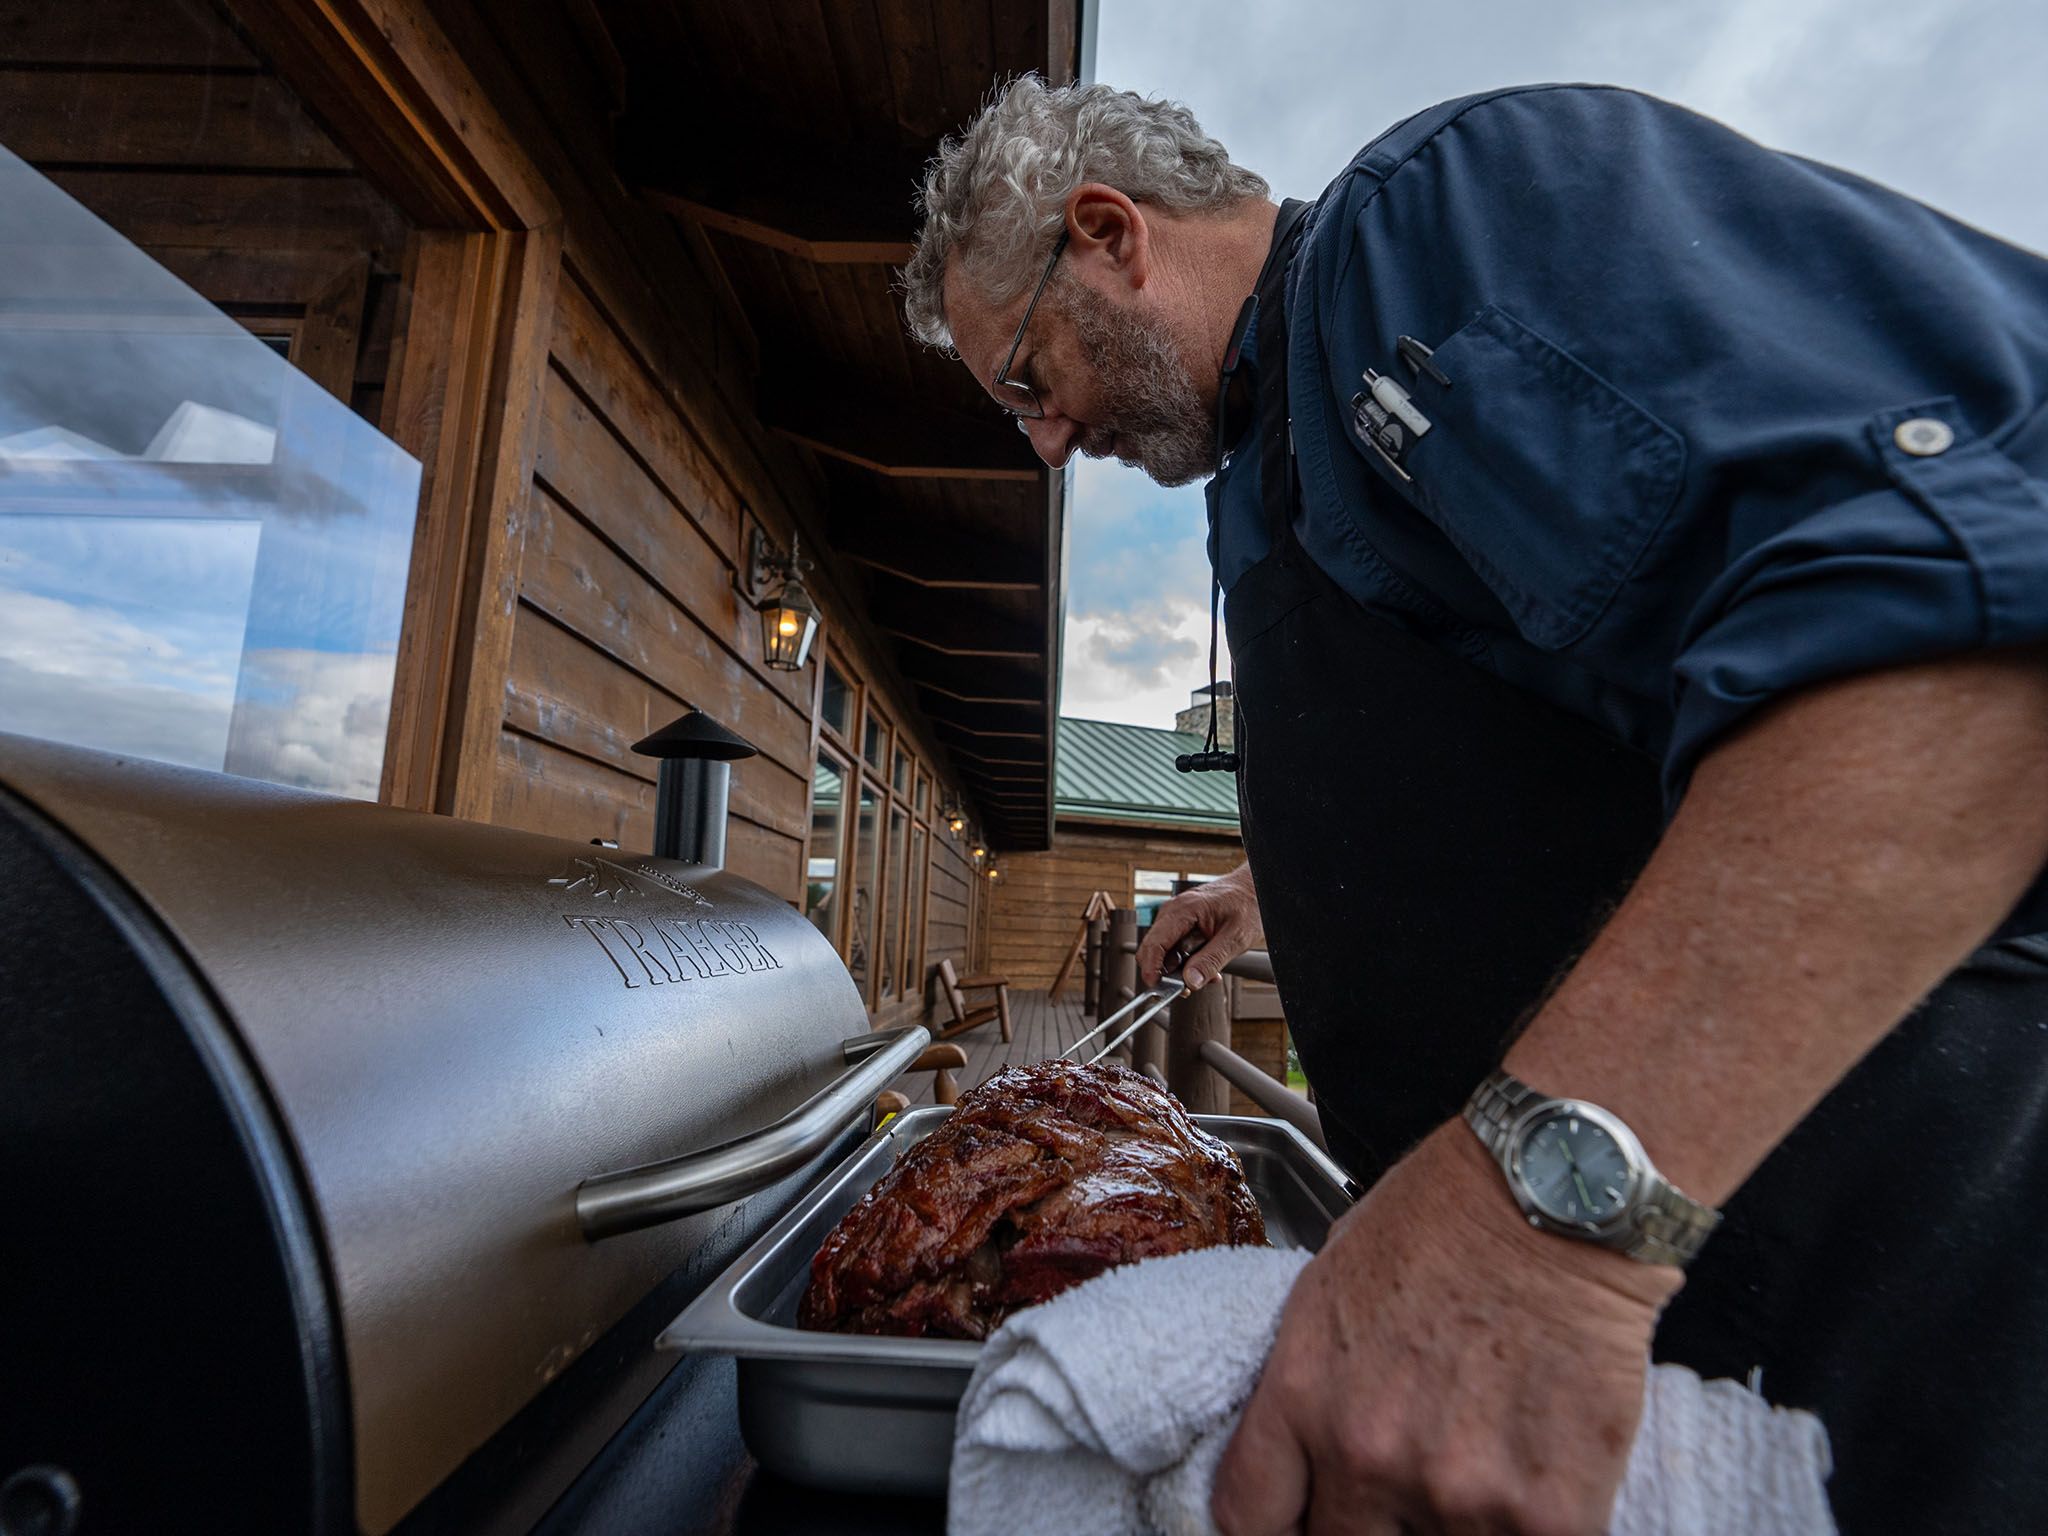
[632,711,759,871]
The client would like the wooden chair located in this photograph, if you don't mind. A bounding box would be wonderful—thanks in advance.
[869,1029,969,1111]
[935,957,1013,1043]
[910,1040,969,1104]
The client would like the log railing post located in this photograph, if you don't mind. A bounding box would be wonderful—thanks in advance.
[1083,911,1107,1020]
[1131,917,1166,1080]
[1166,977,1232,1113]
[1104,907,1138,1066]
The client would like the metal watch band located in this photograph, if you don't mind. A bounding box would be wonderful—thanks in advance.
[1462,1069,1538,1158]
[1464,1069,1722,1269]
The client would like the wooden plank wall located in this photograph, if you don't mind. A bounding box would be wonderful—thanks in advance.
[0,0,410,300]
[421,0,986,1002]
[495,264,815,897]
[988,821,1245,987]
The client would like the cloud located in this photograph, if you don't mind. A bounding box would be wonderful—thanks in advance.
[1065,457,1213,611]
[1061,600,1225,730]
[224,647,397,801]
[0,652,235,769]
[0,578,395,798]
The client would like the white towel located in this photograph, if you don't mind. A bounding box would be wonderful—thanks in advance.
[949,1246,1836,1536]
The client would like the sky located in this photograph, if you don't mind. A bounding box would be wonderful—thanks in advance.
[1057,0,2048,730]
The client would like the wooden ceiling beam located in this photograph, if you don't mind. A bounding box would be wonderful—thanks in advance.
[622,116,927,265]
[833,523,1043,591]
[827,485,1046,589]
[761,378,1041,481]
[881,628,1039,662]
[905,663,1048,708]
[930,720,1047,742]
[868,584,1043,657]
[640,187,911,267]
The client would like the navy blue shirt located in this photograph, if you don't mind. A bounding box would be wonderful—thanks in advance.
[1211,85,2048,928]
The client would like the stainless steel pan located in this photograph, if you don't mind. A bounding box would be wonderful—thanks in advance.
[659,1104,1356,1494]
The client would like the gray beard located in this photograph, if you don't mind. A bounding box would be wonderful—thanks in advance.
[1057,274,1214,487]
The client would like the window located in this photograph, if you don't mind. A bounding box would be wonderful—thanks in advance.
[820,657,852,739]
[847,786,881,998]
[807,752,846,941]
[1133,869,1179,926]
[862,710,887,773]
[905,823,929,995]
[891,746,910,795]
[913,770,929,819]
[881,806,908,999]
[0,144,420,799]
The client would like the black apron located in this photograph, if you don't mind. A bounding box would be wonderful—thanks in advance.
[1224,207,2048,1534]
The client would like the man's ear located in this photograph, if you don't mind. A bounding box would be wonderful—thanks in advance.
[1064,184,1149,291]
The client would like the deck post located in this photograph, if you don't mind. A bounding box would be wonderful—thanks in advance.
[1083,912,1107,1019]
[1104,908,1139,1065]
[1167,980,1232,1113]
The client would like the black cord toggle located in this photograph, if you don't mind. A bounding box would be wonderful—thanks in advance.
[1175,749,1240,773]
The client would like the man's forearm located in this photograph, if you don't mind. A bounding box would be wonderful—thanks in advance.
[1504,648,2048,1207]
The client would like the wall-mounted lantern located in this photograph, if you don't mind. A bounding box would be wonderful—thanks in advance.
[739,526,819,672]
[970,842,987,868]
[984,863,1002,883]
[941,803,967,836]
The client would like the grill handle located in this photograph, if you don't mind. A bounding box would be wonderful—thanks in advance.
[575,1023,933,1240]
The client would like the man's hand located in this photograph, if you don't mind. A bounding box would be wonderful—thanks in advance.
[1212,1123,1676,1536]
[1137,862,1264,990]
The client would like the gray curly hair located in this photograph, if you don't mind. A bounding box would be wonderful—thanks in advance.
[901,76,1269,352]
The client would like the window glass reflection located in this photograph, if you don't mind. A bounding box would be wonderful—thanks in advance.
[848,787,880,998]
[906,823,928,995]
[0,146,420,797]
[881,806,907,997]
[807,752,844,941]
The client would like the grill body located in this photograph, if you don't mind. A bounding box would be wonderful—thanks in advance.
[0,733,870,1534]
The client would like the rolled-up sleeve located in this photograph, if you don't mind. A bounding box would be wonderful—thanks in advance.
[1668,399,2048,793]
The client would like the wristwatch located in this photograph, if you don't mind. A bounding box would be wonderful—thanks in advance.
[1463,1070,1722,1268]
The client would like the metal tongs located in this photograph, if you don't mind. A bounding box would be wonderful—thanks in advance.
[1059,941,1199,1065]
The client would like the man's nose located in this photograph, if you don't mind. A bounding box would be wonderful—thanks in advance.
[1021,412,1078,468]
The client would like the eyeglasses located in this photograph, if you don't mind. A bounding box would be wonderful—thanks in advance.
[990,229,1069,421]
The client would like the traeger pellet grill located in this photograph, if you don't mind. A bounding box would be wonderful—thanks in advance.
[0,717,934,1536]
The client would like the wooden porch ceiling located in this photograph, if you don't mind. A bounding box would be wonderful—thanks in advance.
[604,0,1080,851]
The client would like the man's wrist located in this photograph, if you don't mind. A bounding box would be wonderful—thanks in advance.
[1430,1119,1683,1311]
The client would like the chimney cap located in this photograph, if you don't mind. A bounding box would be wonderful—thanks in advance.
[1190,681,1234,700]
[632,710,759,761]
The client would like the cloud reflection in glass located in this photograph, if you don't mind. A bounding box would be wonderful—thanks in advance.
[0,145,421,799]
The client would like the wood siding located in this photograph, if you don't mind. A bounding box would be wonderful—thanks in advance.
[403,0,987,1007]
[987,821,1246,987]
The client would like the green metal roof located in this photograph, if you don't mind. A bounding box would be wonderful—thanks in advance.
[1053,716,1240,830]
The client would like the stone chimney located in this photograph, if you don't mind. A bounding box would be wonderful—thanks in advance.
[1174,681,1235,748]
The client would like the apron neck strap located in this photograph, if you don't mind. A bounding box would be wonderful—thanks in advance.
[1254,200,1311,549]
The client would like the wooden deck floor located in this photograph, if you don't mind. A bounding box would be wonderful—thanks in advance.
[901,987,1090,1106]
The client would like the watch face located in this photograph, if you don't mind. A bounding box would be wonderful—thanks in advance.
[1518,1109,1633,1226]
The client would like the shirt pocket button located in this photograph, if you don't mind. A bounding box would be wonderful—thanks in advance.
[1893,417,1955,456]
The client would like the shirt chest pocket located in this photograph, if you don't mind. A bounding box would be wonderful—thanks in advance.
[1377,305,1687,651]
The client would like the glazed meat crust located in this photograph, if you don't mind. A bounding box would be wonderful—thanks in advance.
[799,1059,1266,1339]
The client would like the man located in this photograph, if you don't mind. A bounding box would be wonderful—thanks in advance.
[902,78,2048,1534]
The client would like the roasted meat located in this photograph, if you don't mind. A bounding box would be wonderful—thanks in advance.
[799,1058,1267,1339]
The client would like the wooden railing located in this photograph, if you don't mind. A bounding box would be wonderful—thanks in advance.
[1073,911,1323,1146]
